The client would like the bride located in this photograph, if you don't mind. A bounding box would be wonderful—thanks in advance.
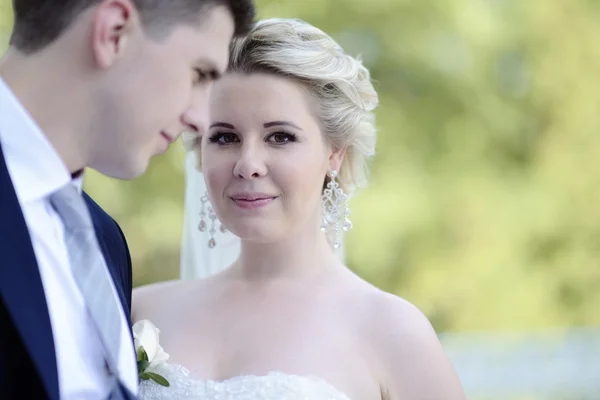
[132,18,465,399]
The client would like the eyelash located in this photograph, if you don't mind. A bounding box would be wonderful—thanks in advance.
[195,68,209,82]
[208,131,298,146]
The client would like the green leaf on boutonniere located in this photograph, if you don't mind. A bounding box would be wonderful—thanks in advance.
[139,372,150,380]
[136,345,169,387]
[143,372,170,387]
[137,359,150,372]
[136,346,149,363]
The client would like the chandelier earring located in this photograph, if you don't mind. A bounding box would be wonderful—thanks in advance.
[320,170,351,249]
[198,192,227,249]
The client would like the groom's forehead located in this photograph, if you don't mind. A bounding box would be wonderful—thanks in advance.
[167,7,234,59]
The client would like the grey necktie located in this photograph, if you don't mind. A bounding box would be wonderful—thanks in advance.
[50,184,124,388]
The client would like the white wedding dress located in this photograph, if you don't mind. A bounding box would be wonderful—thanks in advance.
[138,360,351,399]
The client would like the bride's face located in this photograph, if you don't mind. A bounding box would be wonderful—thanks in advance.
[201,72,342,242]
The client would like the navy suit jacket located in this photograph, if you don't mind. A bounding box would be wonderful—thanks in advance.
[0,142,134,400]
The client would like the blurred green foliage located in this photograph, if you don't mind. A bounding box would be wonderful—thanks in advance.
[1,0,599,333]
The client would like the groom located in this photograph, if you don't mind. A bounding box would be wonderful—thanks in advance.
[0,0,254,399]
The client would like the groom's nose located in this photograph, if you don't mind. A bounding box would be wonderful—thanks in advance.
[182,91,210,135]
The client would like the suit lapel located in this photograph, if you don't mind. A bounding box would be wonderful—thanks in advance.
[94,229,131,326]
[0,143,59,400]
[113,382,136,400]
[83,193,131,327]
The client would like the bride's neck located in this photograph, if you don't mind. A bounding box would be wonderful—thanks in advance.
[232,226,341,282]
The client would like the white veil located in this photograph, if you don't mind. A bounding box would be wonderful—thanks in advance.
[180,151,241,280]
[180,150,346,280]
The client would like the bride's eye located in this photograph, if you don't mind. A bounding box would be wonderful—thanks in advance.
[208,132,239,145]
[267,132,297,145]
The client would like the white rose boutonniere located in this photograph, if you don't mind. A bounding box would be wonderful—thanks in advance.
[132,320,170,387]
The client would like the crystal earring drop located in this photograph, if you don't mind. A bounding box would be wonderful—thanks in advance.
[198,194,209,232]
[198,192,226,249]
[320,170,352,249]
[207,206,217,249]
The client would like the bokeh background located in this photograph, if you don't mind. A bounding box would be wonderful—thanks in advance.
[2,0,599,398]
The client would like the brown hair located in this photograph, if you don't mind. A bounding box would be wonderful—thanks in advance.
[9,0,255,53]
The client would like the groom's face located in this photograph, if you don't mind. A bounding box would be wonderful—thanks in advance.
[89,4,235,179]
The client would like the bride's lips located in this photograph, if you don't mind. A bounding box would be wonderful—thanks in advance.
[230,193,278,209]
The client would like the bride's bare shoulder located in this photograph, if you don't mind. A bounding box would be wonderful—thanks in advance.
[131,278,214,321]
[134,279,192,301]
[357,287,465,400]
[131,272,229,320]
[132,280,184,319]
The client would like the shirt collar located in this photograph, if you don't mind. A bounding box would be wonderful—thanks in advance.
[72,172,84,194]
[0,76,73,203]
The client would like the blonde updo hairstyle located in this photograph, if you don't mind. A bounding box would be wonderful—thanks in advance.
[188,18,379,196]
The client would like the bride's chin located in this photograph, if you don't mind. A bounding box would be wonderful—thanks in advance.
[228,224,282,245]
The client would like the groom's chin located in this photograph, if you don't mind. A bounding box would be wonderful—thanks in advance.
[91,158,151,181]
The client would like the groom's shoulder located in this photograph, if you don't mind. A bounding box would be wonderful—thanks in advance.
[81,190,130,261]
[82,190,123,235]
[82,190,111,221]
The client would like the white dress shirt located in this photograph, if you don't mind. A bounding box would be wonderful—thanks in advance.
[0,77,137,398]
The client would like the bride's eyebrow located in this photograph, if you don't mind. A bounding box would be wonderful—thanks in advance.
[209,122,235,129]
[208,121,303,130]
[264,121,302,130]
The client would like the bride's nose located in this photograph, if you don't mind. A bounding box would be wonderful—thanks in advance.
[233,144,267,180]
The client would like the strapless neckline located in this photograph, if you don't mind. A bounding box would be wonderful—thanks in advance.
[139,362,352,399]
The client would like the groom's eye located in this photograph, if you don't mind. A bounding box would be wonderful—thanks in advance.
[194,68,209,82]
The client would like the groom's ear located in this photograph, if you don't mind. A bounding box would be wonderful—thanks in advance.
[91,0,139,69]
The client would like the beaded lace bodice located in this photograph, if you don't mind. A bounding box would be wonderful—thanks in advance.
[139,363,351,400]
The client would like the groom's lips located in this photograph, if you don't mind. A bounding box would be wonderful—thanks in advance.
[160,131,176,143]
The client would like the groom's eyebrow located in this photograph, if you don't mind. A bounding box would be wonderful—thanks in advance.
[196,58,222,80]
[208,68,221,80]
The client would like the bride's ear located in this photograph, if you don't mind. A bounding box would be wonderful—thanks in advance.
[328,146,346,173]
